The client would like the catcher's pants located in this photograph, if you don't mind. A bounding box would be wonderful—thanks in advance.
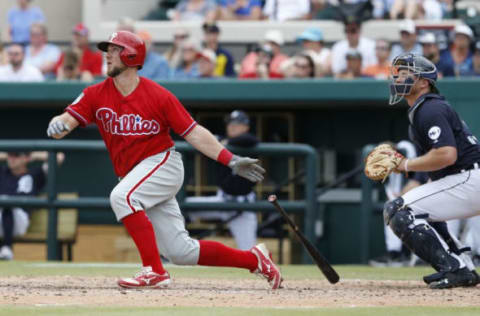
[0,207,29,237]
[186,190,257,250]
[110,149,200,265]
[402,169,480,221]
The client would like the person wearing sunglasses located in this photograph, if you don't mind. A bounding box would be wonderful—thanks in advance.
[330,15,376,76]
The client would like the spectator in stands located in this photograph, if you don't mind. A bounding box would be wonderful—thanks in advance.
[172,0,217,22]
[239,30,288,79]
[440,24,474,77]
[117,16,136,33]
[202,23,236,77]
[0,43,43,82]
[0,43,8,66]
[336,49,371,79]
[390,0,443,20]
[137,30,170,81]
[24,23,61,78]
[314,0,373,20]
[198,49,218,78]
[389,0,418,19]
[239,44,283,79]
[330,16,376,76]
[364,39,391,79]
[55,23,103,79]
[56,48,93,82]
[290,53,315,78]
[418,0,443,20]
[7,0,45,44]
[218,0,262,20]
[170,39,200,79]
[0,151,64,260]
[463,42,480,77]
[296,27,331,77]
[419,32,454,78]
[165,29,190,69]
[372,0,395,19]
[390,20,422,61]
[262,0,311,21]
[186,110,258,250]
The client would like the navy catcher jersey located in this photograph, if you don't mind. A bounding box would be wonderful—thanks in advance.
[407,93,480,181]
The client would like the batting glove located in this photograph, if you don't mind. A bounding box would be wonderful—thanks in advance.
[228,155,265,182]
[47,121,70,137]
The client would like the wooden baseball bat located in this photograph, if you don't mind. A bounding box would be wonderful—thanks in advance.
[268,194,340,284]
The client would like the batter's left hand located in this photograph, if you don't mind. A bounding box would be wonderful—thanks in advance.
[228,155,265,182]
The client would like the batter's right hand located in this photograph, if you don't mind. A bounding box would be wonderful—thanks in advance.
[228,155,265,182]
[47,121,70,137]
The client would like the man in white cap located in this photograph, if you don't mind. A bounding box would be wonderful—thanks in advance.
[440,24,474,77]
[390,20,422,60]
[419,32,454,78]
[239,30,287,78]
[197,49,217,78]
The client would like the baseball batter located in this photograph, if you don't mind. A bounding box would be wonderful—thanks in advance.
[46,31,282,290]
[384,53,480,289]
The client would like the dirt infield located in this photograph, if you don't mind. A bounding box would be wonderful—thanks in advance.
[1,276,480,308]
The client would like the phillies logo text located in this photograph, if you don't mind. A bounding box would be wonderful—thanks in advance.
[96,108,160,135]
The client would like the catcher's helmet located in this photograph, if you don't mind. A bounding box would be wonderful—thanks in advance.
[389,53,438,105]
[97,31,146,69]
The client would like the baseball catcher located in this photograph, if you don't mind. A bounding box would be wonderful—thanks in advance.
[364,143,405,182]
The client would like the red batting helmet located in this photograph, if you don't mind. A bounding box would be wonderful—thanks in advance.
[97,31,146,69]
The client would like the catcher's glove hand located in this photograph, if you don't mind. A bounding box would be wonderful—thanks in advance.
[364,143,405,182]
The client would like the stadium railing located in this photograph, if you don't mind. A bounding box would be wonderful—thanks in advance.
[0,140,318,263]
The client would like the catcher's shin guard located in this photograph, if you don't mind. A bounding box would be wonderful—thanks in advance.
[385,200,462,273]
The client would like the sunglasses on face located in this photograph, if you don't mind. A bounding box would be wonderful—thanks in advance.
[295,63,310,69]
[345,28,359,34]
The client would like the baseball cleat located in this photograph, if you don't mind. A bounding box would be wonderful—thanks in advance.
[117,266,170,289]
[428,267,479,289]
[250,243,282,290]
[0,246,13,261]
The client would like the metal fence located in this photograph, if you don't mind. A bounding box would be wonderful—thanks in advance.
[0,140,318,263]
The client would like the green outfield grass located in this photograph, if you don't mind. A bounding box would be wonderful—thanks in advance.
[1,262,479,316]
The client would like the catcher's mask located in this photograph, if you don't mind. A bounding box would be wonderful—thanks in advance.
[389,53,438,105]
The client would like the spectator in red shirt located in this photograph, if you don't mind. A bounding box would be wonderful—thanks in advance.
[55,23,102,78]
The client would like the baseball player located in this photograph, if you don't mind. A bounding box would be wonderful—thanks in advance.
[187,110,259,250]
[370,140,423,267]
[385,53,480,289]
[0,151,64,260]
[46,31,282,290]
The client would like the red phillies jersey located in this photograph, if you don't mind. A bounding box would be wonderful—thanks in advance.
[66,77,197,177]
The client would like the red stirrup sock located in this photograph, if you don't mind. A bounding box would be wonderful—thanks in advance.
[122,211,165,274]
[197,240,258,272]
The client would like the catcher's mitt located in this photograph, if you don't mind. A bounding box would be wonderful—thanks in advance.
[364,144,405,182]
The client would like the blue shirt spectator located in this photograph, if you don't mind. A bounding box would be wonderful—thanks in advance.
[7,1,45,44]
[218,0,262,19]
[438,24,475,77]
[137,30,170,81]
[173,0,217,22]
[170,64,199,79]
[139,52,170,81]
[440,50,473,77]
